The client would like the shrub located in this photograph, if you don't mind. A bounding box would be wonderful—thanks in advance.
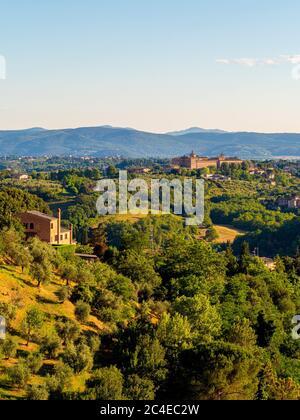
[62,343,93,374]
[26,384,49,401]
[56,319,81,345]
[22,308,45,346]
[75,301,91,323]
[124,375,155,400]
[40,333,63,359]
[47,362,74,394]
[56,286,72,303]
[8,360,31,388]
[26,352,44,374]
[86,366,123,400]
[0,335,18,360]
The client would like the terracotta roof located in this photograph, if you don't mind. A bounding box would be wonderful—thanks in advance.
[25,211,57,221]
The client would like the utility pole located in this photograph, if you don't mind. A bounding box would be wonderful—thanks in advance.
[150,219,155,256]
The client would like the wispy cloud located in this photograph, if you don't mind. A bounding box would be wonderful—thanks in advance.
[216,54,300,67]
[262,59,278,66]
[216,59,231,65]
[233,58,259,67]
[282,55,300,64]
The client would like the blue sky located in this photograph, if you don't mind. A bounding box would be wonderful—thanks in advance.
[0,0,300,132]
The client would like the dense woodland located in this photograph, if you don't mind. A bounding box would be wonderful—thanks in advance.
[0,159,300,400]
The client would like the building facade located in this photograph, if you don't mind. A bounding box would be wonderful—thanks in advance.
[12,173,29,181]
[277,195,300,209]
[18,209,74,245]
[172,152,244,170]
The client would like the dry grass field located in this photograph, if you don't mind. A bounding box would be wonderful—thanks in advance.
[214,225,246,244]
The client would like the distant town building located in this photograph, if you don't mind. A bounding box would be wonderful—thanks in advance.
[260,257,276,271]
[277,195,300,209]
[265,170,275,180]
[203,174,232,182]
[249,169,275,180]
[172,152,243,170]
[18,209,74,245]
[249,169,265,176]
[12,173,29,181]
[127,167,151,175]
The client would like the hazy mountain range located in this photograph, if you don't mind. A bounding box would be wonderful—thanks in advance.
[1,126,300,159]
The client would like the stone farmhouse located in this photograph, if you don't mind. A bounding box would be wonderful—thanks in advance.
[18,209,74,245]
[277,195,300,209]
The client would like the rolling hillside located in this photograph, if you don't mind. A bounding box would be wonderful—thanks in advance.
[0,264,103,400]
[1,126,300,158]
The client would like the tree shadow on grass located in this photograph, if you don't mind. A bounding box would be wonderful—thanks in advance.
[15,277,35,288]
[39,362,55,377]
[0,378,11,391]
[36,295,58,305]
[16,348,30,359]
[0,265,15,273]
[0,377,24,400]
[0,266,35,288]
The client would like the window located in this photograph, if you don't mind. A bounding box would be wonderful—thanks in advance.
[65,234,68,240]
[60,235,63,241]
[51,223,54,229]
[30,223,34,230]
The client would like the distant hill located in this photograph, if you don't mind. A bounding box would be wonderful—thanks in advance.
[167,127,227,136]
[1,126,300,159]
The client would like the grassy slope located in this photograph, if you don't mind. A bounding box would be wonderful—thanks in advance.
[214,225,246,244]
[0,264,103,400]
